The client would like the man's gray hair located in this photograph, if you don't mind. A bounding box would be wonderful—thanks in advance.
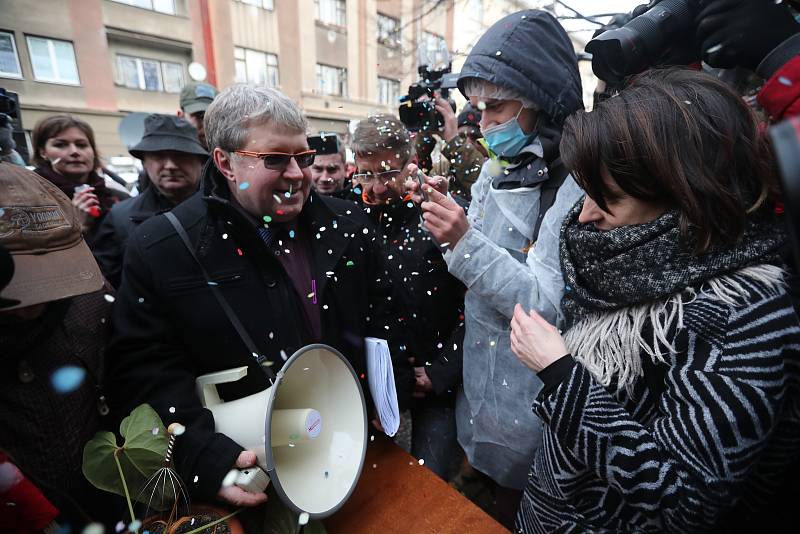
[204,85,308,152]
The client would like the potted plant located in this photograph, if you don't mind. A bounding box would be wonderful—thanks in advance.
[82,404,243,534]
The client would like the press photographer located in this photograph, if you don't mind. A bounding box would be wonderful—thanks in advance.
[399,50,485,203]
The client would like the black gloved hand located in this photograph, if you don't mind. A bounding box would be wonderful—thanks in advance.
[696,0,800,71]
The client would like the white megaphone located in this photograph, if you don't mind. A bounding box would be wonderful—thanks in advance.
[195,344,367,518]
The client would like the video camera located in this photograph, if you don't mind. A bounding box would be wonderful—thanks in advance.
[398,40,459,132]
[586,0,698,83]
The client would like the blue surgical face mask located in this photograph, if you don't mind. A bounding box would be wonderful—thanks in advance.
[483,105,534,157]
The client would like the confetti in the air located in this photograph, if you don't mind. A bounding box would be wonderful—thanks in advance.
[239,182,250,190]
[51,365,86,394]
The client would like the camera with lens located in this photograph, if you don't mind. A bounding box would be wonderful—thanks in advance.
[398,64,459,132]
[587,0,698,83]
[398,38,459,133]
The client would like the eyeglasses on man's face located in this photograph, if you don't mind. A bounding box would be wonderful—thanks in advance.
[352,169,404,185]
[234,149,316,171]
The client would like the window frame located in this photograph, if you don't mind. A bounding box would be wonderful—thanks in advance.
[161,60,185,93]
[110,0,177,15]
[234,0,274,10]
[233,46,279,87]
[314,0,347,27]
[25,35,80,86]
[377,76,400,107]
[420,31,449,68]
[376,13,401,48]
[316,63,348,97]
[116,53,185,93]
[0,30,23,79]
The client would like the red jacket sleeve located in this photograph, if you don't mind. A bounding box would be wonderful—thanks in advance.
[759,55,800,121]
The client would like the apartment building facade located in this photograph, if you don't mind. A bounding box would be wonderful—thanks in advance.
[0,0,454,161]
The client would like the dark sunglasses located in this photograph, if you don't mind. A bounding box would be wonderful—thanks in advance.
[234,149,316,170]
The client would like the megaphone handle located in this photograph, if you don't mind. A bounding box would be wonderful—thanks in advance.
[234,466,270,494]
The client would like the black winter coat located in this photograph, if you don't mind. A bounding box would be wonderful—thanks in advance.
[0,291,118,527]
[366,200,465,394]
[107,162,414,500]
[92,185,175,288]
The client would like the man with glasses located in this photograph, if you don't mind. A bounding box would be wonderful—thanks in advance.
[352,114,465,482]
[107,87,414,509]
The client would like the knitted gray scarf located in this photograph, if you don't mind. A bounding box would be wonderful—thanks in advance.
[559,199,787,389]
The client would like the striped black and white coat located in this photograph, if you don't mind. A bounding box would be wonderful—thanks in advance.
[516,267,800,533]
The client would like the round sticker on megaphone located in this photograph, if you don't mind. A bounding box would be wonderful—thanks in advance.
[306,410,322,438]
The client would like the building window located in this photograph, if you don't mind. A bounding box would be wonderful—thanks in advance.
[117,54,184,93]
[378,77,400,106]
[234,47,279,87]
[377,14,400,48]
[316,64,347,97]
[0,31,22,79]
[315,0,346,27]
[234,0,274,9]
[111,0,176,15]
[420,31,449,66]
[26,36,80,85]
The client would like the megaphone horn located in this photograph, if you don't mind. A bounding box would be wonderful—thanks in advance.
[195,344,368,518]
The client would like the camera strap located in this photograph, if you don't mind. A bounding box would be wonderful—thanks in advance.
[164,211,276,382]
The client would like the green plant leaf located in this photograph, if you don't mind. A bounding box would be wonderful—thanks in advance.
[82,404,169,504]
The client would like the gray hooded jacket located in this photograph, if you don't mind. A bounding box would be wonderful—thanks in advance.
[444,9,584,489]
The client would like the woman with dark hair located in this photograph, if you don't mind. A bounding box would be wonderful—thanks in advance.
[510,68,800,533]
[32,115,125,247]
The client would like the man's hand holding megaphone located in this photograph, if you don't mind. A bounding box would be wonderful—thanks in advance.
[217,450,268,507]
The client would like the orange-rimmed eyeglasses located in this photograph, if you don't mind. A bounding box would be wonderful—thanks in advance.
[234,149,316,171]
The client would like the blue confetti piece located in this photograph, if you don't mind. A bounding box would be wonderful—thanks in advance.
[51,366,86,394]
[354,187,362,194]
[239,182,250,190]
[289,230,295,238]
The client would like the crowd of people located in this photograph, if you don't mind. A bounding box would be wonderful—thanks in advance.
[4,1,800,533]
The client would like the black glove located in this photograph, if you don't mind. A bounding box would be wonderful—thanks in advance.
[696,0,800,71]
